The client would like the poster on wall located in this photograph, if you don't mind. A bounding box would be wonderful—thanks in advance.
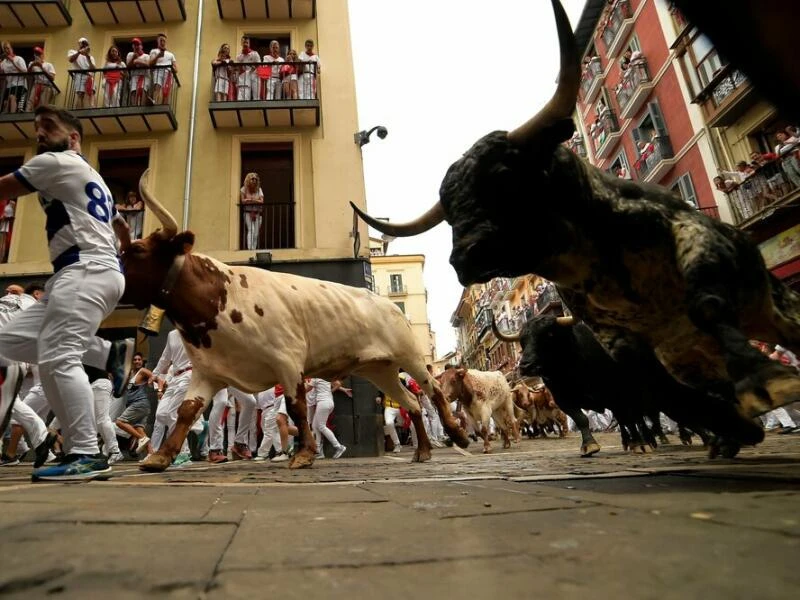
[759,223,800,270]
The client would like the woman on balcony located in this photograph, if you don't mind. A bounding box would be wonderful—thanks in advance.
[280,49,299,100]
[27,47,56,111]
[115,190,144,240]
[102,46,126,108]
[212,43,232,102]
[240,173,264,251]
[774,131,800,188]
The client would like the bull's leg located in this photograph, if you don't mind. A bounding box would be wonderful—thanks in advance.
[428,385,470,449]
[563,406,600,457]
[649,412,670,446]
[556,411,568,438]
[140,377,222,472]
[408,410,432,463]
[285,382,317,469]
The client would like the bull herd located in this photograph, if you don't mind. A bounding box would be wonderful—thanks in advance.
[120,0,800,471]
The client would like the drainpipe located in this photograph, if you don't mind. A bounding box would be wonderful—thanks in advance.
[182,0,204,229]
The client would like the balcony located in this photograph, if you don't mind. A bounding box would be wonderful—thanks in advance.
[63,66,179,135]
[387,284,408,296]
[635,135,675,183]
[238,202,295,251]
[0,0,71,28]
[694,65,756,128]
[580,57,604,104]
[0,72,61,141]
[475,307,493,341]
[566,133,587,158]
[216,0,315,20]
[600,0,633,59]
[79,0,185,25]
[208,61,320,129]
[616,59,655,119]
[721,151,800,227]
[591,109,622,159]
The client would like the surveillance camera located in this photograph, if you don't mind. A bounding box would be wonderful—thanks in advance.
[376,126,388,139]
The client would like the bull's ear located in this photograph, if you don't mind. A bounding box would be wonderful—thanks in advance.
[172,231,195,254]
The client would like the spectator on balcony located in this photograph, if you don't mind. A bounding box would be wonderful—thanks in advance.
[263,40,284,101]
[0,199,15,262]
[240,173,264,251]
[736,160,756,179]
[235,36,260,101]
[148,33,177,106]
[713,175,736,193]
[27,47,56,111]
[126,38,150,106]
[749,149,778,168]
[298,39,320,100]
[102,46,126,109]
[212,43,232,102]
[280,49,300,100]
[1,41,28,114]
[774,131,800,187]
[615,165,631,179]
[68,37,96,109]
[116,190,144,240]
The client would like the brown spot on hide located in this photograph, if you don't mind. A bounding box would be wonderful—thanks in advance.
[230,309,243,323]
[320,284,327,288]
[239,274,248,288]
[255,305,264,316]
[168,256,230,349]
[291,285,298,291]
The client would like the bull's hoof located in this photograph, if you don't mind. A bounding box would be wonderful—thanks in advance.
[138,453,171,472]
[288,449,316,469]
[412,447,432,463]
[708,436,741,460]
[447,424,471,449]
[580,442,600,457]
[503,441,512,449]
[658,434,670,446]
[736,364,800,419]
[630,444,651,454]
[482,447,492,454]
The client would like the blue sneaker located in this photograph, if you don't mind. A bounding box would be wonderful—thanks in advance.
[32,454,112,482]
[170,453,193,469]
[107,339,135,397]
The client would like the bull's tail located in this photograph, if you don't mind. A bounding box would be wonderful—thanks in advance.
[769,275,800,353]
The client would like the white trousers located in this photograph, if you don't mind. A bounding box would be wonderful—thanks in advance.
[228,387,257,446]
[151,370,192,452]
[0,264,123,456]
[299,73,316,99]
[383,406,401,446]
[257,404,280,456]
[312,398,341,452]
[421,395,443,440]
[10,399,48,448]
[208,388,230,451]
[92,378,119,455]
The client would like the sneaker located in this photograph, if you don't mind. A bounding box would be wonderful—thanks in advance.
[207,450,227,464]
[135,436,150,455]
[252,455,267,462]
[315,452,325,460]
[170,453,193,469]
[430,439,444,448]
[392,445,402,454]
[107,338,135,398]
[33,432,58,469]
[332,445,347,459]
[32,454,111,482]
[0,453,20,466]
[107,452,125,465]
[231,442,252,460]
[271,451,289,463]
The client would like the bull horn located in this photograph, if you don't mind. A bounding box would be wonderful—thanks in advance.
[349,201,444,238]
[507,0,580,146]
[555,316,575,326]
[491,314,521,343]
[139,169,178,239]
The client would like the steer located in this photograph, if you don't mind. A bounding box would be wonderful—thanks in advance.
[351,0,800,457]
[439,368,520,453]
[511,382,568,439]
[118,172,469,472]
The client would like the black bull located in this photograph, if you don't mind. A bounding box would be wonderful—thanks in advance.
[352,0,800,455]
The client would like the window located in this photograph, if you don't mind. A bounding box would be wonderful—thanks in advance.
[389,274,404,294]
[632,101,668,158]
[242,35,292,60]
[98,149,150,240]
[0,155,24,263]
[690,33,723,87]
[239,142,295,251]
[671,173,697,207]
[608,151,632,179]
[394,301,405,314]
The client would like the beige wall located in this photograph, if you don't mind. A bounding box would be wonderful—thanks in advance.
[0,0,369,278]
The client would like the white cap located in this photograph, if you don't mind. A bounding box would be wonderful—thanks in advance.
[78,37,89,44]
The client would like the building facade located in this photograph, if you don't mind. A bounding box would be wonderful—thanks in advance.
[368,237,435,365]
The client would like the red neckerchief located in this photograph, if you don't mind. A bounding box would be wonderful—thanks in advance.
[241,48,251,55]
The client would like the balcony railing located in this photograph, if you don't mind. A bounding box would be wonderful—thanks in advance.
[217,0,315,20]
[64,65,179,134]
[238,202,295,251]
[388,284,408,296]
[634,135,674,181]
[0,0,72,28]
[0,214,15,264]
[695,64,753,127]
[601,0,633,58]
[79,0,186,24]
[580,57,604,103]
[591,109,621,159]
[0,72,62,141]
[117,207,144,240]
[475,307,493,340]
[721,149,800,226]
[616,58,653,118]
[208,60,320,128]
[567,135,587,158]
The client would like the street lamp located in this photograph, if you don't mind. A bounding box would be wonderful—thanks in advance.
[354,125,388,147]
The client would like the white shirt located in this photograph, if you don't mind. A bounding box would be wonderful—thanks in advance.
[153,329,192,377]
[298,51,320,74]
[67,50,96,71]
[236,50,261,80]
[149,48,176,68]
[775,136,799,156]
[15,151,121,273]
[29,61,55,85]
[263,55,284,78]
[1,55,27,88]
[0,292,36,328]
[306,378,333,407]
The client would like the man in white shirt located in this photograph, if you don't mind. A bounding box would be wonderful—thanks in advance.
[67,37,97,109]
[126,37,150,106]
[263,40,284,100]
[27,47,56,110]
[235,36,261,101]
[298,39,320,100]
[148,33,177,106]
[0,106,135,482]
[1,41,28,113]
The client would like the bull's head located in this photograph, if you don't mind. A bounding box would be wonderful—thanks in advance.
[118,170,195,309]
[351,0,581,285]
[515,314,575,378]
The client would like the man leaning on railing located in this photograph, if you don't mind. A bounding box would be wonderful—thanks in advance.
[1,41,28,114]
[27,47,56,111]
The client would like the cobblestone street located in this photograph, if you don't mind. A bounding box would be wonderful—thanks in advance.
[1,432,799,598]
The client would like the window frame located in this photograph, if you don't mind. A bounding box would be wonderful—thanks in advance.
[671,173,698,208]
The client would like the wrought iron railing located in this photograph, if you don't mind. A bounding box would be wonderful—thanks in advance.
[117,208,144,240]
[0,72,61,114]
[388,284,408,296]
[601,0,632,52]
[708,67,748,108]
[634,135,674,179]
[238,202,295,250]
[0,215,14,264]
[64,65,180,112]
[210,60,319,102]
[580,57,603,100]
[616,58,650,112]
[590,109,620,154]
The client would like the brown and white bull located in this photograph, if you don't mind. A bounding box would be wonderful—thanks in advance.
[511,383,568,438]
[117,171,469,472]
[439,368,520,453]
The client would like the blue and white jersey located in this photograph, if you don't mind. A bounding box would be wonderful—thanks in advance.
[13,150,121,273]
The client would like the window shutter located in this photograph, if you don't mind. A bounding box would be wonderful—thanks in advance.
[680,174,698,207]
[648,101,669,137]
[632,127,643,156]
